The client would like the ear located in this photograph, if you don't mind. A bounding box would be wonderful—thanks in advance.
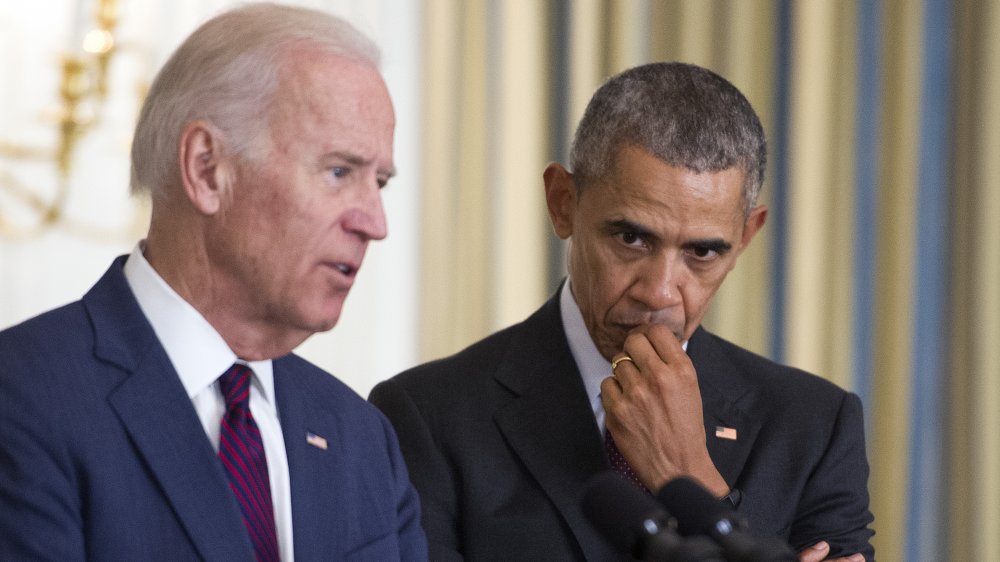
[543,163,577,240]
[736,204,768,255]
[178,120,231,215]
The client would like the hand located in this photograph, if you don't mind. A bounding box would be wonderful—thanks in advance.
[600,324,728,495]
[798,541,865,562]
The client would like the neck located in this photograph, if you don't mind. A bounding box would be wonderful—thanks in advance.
[143,219,308,361]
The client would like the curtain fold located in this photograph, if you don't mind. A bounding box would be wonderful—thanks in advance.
[418,0,549,360]
[950,1,1000,559]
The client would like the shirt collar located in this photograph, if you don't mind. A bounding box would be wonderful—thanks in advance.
[559,277,689,421]
[559,279,610,414]
[122,243,275,404]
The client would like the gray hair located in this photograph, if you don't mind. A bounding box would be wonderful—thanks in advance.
[570,62,767,216]
[130,2,381,199]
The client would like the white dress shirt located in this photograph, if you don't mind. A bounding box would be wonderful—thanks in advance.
[559,280,614,436]
[123,244,295,561]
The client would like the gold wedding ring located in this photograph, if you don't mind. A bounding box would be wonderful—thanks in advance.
[611,355,634,372]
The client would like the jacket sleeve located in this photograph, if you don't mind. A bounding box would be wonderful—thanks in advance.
[787,392,876,560]
[371,402,430,562]
[370,379,465,562]
[0,358,85,561]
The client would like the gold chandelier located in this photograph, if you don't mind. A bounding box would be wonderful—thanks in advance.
[0,0,145,240]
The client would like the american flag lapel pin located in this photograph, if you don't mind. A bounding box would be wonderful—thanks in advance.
[715,426,738,441]
[306,431,328,450]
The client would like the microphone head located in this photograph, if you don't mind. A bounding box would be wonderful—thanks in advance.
[656,477,798,562]
[582,471,675,556]
[656,476,744,537]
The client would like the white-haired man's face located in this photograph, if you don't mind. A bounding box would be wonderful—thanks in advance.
[207,47,396,341]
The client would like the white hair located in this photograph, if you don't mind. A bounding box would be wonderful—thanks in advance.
[130,2,381,200]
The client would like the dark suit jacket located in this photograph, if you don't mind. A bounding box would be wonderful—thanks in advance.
[0,257,427,561]
[369,291,875,561]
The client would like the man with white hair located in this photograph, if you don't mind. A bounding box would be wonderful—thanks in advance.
[0,4,426,560]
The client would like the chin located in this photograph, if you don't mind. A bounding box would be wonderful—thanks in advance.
[299,306,343,334]
[594,334,626,362]
[317,312,343,332]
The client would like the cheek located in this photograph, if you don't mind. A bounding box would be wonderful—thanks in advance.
[602,269,632,300]
[571,239,632,314]
[682,272,727,314]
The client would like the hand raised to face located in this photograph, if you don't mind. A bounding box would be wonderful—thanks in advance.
[600,324,730,496]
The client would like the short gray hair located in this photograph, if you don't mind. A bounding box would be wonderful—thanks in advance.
[130,2,381,200]
[570,62,767,216]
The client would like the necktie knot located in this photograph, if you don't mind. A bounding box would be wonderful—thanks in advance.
[220,363,253,411]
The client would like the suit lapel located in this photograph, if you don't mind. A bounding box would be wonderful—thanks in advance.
[688,327,761,489]
[273,360,340,560]
[492,296,620,561]
[87,258,253,561]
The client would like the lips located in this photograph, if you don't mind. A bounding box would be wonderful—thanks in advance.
[612,320,685,341]
[324,260,359,279]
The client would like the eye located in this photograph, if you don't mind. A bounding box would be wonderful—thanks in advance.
[331,167,349,179]
[617,231,646,249]
[686,245,720,261]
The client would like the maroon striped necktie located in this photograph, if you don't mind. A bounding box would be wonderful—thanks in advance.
[219,364,280,562]
[604,428,650,494]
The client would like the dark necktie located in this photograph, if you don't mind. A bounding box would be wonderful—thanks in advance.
[604,428,650,494]
[219,364,280,562]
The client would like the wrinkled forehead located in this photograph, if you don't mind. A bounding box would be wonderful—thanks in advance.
[261,50,394,152]
[580,147,747,229]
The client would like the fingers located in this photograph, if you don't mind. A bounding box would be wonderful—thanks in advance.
[599,374,622,401]
[610,354,635,373]
[634,323,687,364]
[797,541,865,562]
[798,541,830,562]
[609,338,650,393]
[611,325,689,388]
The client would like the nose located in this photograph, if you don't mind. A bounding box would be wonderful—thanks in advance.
[630,253,684,311]
[344,177,388,241]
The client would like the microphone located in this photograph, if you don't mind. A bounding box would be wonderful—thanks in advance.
[655,477,797,562]
[582,471,724,562]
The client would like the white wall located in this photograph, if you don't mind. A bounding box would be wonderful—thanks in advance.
[0,0,422,397]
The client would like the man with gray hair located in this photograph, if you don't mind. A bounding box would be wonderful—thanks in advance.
[371,62,874,561]
[0,3,426,560]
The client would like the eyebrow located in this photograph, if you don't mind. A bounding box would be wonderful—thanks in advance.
[605,219,733,253]
[605,219,655,239]
[682,238,733,254]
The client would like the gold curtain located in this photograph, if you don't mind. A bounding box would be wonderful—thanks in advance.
[419,0,550,360]
[950,1,1000,559]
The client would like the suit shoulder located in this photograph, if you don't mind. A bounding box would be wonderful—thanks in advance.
[276,354,388,419]
[384,320,523,389]
[277,354,363,398]
[698,330,853,401]
[0,301,92,367]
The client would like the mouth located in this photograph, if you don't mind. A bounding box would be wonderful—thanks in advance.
[326,261,359,279]
[613,321,685,342]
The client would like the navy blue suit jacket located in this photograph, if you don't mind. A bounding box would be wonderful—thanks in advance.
[0,257,427,561]
[369,290,875,561]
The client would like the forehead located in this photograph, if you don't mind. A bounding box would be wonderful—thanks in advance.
[582,145,747,233]
[267,47,395,144]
